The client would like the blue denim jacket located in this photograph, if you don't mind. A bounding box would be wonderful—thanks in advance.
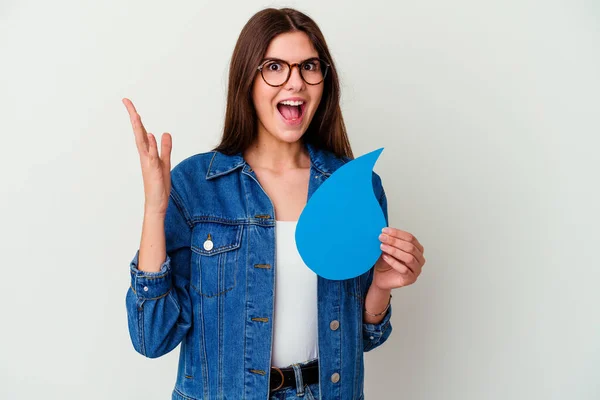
[126,142,393,400]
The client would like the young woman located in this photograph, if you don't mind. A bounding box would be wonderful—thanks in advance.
[124,7,425,400]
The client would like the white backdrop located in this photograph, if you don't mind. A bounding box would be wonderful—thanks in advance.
[1,0,599,399]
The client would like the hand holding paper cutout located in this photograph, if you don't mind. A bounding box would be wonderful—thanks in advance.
[372,227,426,290]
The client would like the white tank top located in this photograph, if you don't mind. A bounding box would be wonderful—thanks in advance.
[271,220,318,368]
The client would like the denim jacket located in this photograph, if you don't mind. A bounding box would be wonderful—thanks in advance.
[125,142,393,400]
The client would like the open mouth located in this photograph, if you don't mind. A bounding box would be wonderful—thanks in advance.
[276,100,306,125]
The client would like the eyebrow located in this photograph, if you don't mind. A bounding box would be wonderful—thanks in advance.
[260,56,320,64]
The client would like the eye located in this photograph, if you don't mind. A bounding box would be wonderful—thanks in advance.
[303,60,320,71]
[265,61,283,72]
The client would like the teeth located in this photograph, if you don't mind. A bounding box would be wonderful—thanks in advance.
[279,100,305,106]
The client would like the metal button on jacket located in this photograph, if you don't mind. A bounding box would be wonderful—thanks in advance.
[203,234,214,251]
[330,320,340,330]
[331,373,340,383]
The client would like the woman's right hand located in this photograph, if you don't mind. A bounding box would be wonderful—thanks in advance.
[123,98,172,215]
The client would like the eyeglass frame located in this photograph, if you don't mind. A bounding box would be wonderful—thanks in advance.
[256,57,331,87]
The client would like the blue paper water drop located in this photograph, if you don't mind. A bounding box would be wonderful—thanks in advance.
[295,148,386,280]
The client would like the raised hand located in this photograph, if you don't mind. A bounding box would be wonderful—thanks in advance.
[123,98,172,215]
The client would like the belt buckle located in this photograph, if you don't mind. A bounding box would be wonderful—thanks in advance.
[271,366,285,391]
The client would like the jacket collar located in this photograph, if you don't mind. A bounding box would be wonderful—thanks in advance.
[205,142,349,180]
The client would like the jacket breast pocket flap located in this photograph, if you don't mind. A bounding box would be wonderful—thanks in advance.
[190,222,243,297]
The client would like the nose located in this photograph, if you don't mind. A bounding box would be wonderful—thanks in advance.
[284,64,305,90]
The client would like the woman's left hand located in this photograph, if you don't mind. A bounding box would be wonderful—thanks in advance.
[372,227,426,290]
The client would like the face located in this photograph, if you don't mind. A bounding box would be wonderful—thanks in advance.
[251,31,324,145]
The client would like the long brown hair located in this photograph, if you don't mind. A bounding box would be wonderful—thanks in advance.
[212,7,353,159]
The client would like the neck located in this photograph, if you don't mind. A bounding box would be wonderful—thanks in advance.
[243,133,310,172]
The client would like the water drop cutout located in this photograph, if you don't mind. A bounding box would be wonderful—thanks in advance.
[296,148,386,280]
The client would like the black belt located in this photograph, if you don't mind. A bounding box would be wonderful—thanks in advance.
[269,360,319,392]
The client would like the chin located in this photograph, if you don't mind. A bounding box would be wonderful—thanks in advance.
[273,129,306,144]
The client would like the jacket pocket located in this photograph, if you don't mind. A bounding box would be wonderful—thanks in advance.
[190,221,243,297]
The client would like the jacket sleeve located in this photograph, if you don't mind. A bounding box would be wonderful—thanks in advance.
[125,185,193,358]
[362,172,393,352]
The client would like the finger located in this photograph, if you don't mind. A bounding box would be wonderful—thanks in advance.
[380,244,420,275]
[160,132,172,171]
[147,132,159,161]
[381,254,410,275]
[383,227,424,255]
[379,233,426,266]
[160,133,172,190]
[123,98,149,154]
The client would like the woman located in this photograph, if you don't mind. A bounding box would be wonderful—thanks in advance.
[124,7,425,400]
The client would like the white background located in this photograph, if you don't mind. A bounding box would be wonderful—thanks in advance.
[1,0,599,399]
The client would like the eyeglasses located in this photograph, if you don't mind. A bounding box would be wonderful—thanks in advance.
[257,57,330,87]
